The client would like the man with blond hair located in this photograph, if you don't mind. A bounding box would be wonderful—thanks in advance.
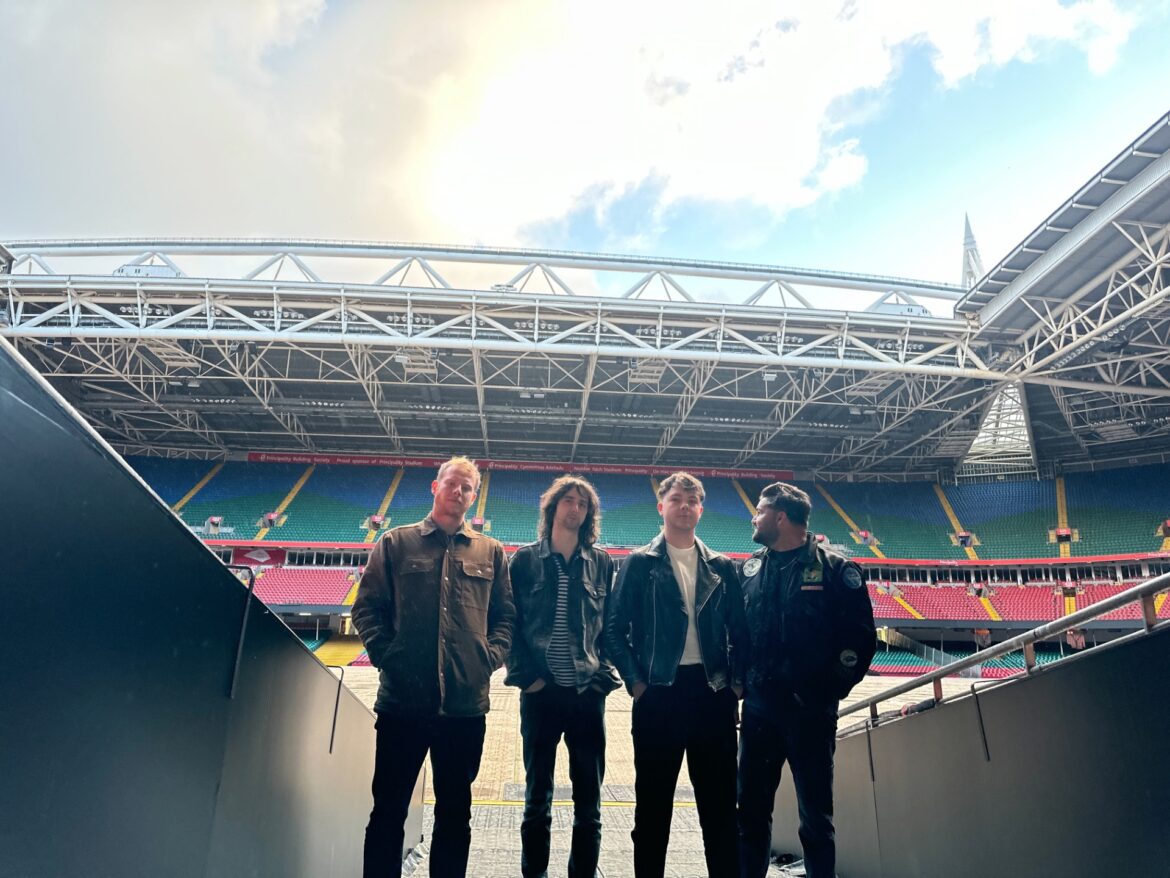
[507,474,619,878]
[353,456,515,878]
[607,471,749,878]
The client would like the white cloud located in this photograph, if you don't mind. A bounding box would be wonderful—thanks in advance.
[0,0,1138,257]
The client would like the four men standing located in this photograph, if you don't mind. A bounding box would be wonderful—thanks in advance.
[354,462,876,878]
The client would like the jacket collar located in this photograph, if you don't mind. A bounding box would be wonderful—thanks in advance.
[536,537,584,562]
[649,531,714,560]
[419,515,476,541]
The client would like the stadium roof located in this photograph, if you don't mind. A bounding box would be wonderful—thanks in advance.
[5,114,1170,479]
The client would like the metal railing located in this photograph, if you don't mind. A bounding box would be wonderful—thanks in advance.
[842,572,1170,724]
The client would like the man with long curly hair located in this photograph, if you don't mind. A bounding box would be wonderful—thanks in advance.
[506,474,620,878]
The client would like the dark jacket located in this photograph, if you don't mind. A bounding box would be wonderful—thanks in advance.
[352,516,515,717]
[505,539,621,693]
[606,533,748,694]
[740,533,876,713]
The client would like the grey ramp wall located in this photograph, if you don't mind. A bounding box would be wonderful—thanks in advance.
[771,628,1170,877]
[0,338,420,878]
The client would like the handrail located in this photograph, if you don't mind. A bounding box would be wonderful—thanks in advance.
[843,572,1170,721]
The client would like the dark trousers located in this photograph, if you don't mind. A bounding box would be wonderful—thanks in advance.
[362,711,486,878]
[737,698,838,878]
[631,664,739,878]
[520,684,607,878]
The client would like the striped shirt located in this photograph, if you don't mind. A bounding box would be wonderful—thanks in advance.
[544,553,578,687]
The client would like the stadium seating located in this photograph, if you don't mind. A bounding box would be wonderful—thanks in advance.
[172,461,305,537]
[126,456,221,507]
[385,466,440,532]
[480,469,550,545]
[986,585,1062,622]
[1076,582,1143,621]
[1064,466,1170,556]
[589,473,660,548]
[867,584,917,620]
[264,464,398,542]
[897,585,990,621]
[253,567,355,605]
[312,636,367,667]
[943,480,1057,559]
[695,478,757,554]
[822,482,966,560]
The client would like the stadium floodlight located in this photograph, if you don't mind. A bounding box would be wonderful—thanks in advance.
[762,372,777,382]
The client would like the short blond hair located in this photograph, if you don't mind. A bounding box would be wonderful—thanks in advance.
[436,456,481,487]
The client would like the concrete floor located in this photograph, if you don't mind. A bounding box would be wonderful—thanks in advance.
[340,666,975,877]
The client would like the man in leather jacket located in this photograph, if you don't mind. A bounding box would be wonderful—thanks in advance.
[606,472,749,878]
[737,482,876,878]
[506,475,619,878]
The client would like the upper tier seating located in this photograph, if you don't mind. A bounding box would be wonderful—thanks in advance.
[822,482,966,561]
[174,461,305,538]
[481,469,549,545]
[867,583,917,620]
[127,457,1170,562]
[943,480,1057,559]
[589,473,660,548]
[386,466,442,531]
[126,456,219,506]
[694,478,757,554]
[1064,465,1170,556]
[265,464,398,543]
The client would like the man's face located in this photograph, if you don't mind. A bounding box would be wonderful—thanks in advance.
[752,499,782,546]
[431,464,479,520]
[553,486,590,534]
[658,486,703,534]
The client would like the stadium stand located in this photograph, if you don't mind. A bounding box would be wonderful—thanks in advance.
[173,461,304,537]
[1064,465,1170,556]
[1076,581,1144,621]
[898,585,991,621]
[589,473,660,548]
[695,477,757,554]
[264,463,398,542]
[384,466,440,532]
[253,567,355,605]
[943,480,1058,559]
[986,584,1063,622]
[822,481,966,560]
[126,456,221,507]
[867,584,918,620]
[479,468,549,545]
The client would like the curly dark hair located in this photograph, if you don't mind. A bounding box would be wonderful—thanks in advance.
[537,475,602,546]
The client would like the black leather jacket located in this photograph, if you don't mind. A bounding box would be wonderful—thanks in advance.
[740,533,876,713]
[606,533,748,694]
[505,539,621,693]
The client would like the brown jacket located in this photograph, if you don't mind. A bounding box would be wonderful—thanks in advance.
[352,516,515,717]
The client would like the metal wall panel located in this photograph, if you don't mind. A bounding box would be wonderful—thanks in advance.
[0,339,420,878]
[772,629,1170,876]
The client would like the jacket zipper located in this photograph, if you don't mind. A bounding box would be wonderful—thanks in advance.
[694,558,714,689]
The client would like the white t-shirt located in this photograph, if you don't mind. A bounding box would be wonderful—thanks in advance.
[666,541,703,665]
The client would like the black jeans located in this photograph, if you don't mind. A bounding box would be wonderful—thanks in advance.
[519,684,607,878]
[737,698,838,878]
[631,664,739,878]
[362,711,486,878]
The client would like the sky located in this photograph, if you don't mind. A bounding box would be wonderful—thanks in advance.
[3,0,1169,297]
